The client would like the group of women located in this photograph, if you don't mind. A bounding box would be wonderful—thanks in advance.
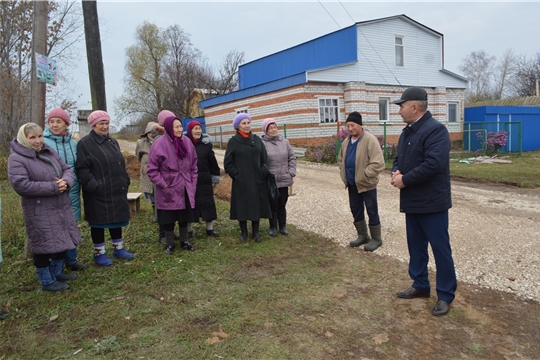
[8,109,134,292]
[7,109,296,292]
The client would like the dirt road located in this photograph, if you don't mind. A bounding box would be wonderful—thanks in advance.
[119,139,540,302]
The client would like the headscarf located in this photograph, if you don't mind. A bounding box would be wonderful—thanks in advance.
[186,120,202,145]
[163,116,187,160]
[17,123,42,151]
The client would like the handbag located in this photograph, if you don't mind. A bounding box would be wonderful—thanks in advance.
[266,173,280,201]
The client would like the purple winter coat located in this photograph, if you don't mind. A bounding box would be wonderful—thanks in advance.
[146,132,198,211]
[8,139,81,255]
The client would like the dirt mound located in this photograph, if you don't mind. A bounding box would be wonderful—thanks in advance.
[125,153,140,179]
[214,170,232,201]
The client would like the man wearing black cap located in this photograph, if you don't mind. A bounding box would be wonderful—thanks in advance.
[338,111,385,252]
[391,87,457,316]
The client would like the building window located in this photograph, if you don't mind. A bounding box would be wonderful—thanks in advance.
[236,109,248,114]
[379,98,390,121]
[448,102,458,122]
[395,36,404,67]
[318,98,339,123]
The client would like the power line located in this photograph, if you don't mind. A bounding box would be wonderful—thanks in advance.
[338,0,403,87]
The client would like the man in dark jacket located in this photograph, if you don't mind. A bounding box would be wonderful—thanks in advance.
[390,87,457,316]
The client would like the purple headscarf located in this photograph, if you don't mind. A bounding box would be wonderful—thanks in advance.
[163,116,187,159]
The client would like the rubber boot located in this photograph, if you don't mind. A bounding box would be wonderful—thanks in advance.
[278,212,289,235]
[364,224,383,252]
[49,259,77,283]
[179,227,195,251]
[165,231,175,254]
[239,221,248,242]
[269,212,277,237]
[350,220,370,247]
[252,221,261,243]
[36,267,68,292]
[94,252,113,266]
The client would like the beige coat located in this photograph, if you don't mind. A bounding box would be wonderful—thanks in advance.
[136,136,153,194]
[338,130,385,193]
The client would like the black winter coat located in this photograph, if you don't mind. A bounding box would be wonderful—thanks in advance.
[193,135,220,221]
[392,111,452,214]
[76,130,131,225]
[224,132,272,221]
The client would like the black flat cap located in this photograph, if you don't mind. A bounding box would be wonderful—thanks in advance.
[393,87,428,104]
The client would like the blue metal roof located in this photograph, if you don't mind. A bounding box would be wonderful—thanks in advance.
[239,25,357,89]
[200,73,306,109]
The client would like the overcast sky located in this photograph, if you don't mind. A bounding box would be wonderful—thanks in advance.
[64,1,540,126]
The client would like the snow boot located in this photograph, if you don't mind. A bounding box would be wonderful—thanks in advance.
[36,267,68,292]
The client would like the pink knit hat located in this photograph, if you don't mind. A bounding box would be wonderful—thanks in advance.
[158,110,175,126]
[47,108,70,125]
[262,118,277,134]
[87,110,110,127]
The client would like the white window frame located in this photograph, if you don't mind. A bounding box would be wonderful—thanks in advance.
[395,36,404,67]
[318,97,339,124]
[379,97,390,121]
[448,102,459,122]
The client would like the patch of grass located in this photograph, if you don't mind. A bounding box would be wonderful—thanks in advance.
[450,150,540,188]
[2,179,540,358]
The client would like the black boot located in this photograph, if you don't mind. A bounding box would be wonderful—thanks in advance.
[179,227,195,251]
[269,213,277,237]
[278,212,289,236]
[252,221,261,243]
[239,221,248,242]
[164,231,175,254]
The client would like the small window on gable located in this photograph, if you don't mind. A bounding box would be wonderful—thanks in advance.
[448,102,458,122]
[236,109,248,114]
[318,98,339,123]
[379,98,390,121]
[395,36,404,67]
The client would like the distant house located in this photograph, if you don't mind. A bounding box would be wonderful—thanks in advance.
[464,97,540,152]
[200,14,468,147]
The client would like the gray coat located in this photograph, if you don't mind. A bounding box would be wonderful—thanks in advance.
[261,134,296,189]
[8,139,81,255]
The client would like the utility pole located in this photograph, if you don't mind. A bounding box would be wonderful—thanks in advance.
[82,0,107,111]
[30,0,48,128]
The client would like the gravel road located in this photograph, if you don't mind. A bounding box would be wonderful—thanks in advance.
[119,140,540,302]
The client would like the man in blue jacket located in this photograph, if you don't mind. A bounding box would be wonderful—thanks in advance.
[390,87,457,316]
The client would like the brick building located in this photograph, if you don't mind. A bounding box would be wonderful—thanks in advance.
[200,14,469,147]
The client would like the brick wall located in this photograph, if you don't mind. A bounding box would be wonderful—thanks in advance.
[204,82,466,147]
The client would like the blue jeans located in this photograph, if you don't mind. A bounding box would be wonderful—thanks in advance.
[405,211,457,303]
[65,247,78,266]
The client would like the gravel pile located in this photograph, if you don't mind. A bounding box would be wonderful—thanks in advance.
[222,150,540,302]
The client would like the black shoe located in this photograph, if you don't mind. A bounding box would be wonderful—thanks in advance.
[180,241,195,251]
[279,227,289,236]
[206,229,219,237]
[432,300,450,316]
[68,262,88,271]
[396,287,431,299]
[269,227,277,237]
[240,232,248,242]
[0,313,9,320]
[165,245,175,255]
[55,273,77,283]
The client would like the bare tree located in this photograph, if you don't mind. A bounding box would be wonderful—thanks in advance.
[492,49,517,99]
[511,53,540,97]
[459,50,496,102]
[0,0,82,152]
[114,21,168,122]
